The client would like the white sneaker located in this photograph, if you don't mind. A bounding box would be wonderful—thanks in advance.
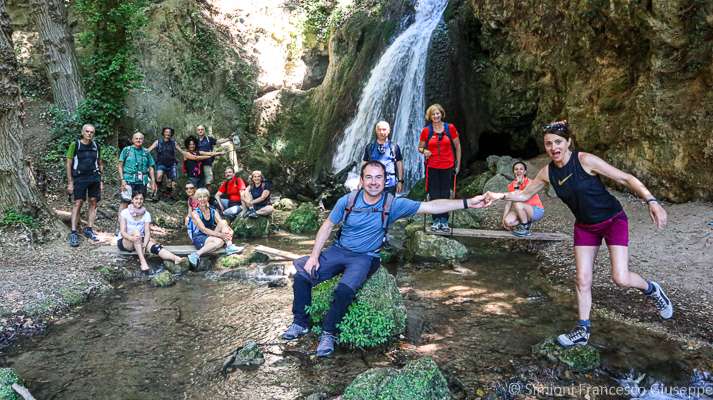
[557,326,590,347]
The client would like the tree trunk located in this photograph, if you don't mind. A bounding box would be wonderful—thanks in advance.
[29,0,84,113]
[0,0,59,227]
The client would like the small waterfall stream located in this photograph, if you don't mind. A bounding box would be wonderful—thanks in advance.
[331,0,449,189]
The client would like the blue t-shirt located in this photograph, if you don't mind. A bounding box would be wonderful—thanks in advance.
[329,192,420,255]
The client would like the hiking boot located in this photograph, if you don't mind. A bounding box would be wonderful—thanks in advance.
[430,222,441,232]
[83,227,99,242]
[281,323,309,340]
[315,331,338,357]
[188,252,200,267]
[248,209,258,219]
[556,326,590,348]
[225,244,241,256]
[647,281,673,319]
[512,223,532,237]
[69,231,80,247]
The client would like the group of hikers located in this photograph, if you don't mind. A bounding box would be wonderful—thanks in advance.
[64,104,674,357]
[282,106,673,357]
[66,124,272,271]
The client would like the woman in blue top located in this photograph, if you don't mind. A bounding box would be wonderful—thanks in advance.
[240,170,274,218]
[187,188,241,266]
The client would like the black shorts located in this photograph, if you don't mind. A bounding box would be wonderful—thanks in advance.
[73,176,101,202]
[121,183,147,203]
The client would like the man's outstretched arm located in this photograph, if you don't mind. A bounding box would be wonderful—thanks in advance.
[416,195,490,215]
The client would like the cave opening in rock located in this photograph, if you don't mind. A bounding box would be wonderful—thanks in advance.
[475,129,541,163]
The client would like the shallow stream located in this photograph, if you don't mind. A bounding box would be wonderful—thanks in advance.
[2,236,712,399]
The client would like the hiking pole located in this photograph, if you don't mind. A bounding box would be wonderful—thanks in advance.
[448,169,457,236]
[423,161,429,231]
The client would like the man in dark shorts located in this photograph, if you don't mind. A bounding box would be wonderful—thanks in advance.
[66,124,103,247]
[148,127,180,200]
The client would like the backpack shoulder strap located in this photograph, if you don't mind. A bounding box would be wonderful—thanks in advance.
[341,189,361,225]
[426,124,435,143]
[381,192,395,229]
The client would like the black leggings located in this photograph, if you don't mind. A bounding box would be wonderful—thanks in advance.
[427,167,453,222]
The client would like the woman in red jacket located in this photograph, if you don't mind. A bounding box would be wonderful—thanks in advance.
[418,104,461,232]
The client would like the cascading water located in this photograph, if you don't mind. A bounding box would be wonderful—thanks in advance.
[331,0,449,190]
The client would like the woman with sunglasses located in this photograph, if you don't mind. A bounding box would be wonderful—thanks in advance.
[485,120,672,348]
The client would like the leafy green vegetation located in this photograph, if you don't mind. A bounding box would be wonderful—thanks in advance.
[285,203,320,234]
[0,209,38,229]
[306,268,406,349]
[342,357,451,400]
[74,0,149,138]
[0,368,23,400]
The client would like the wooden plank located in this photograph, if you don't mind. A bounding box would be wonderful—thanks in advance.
[95,244,245,256]
[254,245,302,261]
[427,228,570,241]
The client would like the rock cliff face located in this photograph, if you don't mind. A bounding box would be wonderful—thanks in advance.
[440,0,713,201]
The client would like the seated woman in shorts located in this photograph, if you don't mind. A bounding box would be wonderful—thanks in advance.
[184,182,200,227]
[187,188,241,266]
[502,161,545,237]
[118,191,184,272]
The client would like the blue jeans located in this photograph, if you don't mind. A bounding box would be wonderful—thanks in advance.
[292,245,380,331]
[220,198,241,218]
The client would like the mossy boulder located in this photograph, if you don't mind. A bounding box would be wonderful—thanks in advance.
[285,203,320,234]
[532,338,601,372]
[0,368,22,400]
[407,178,427,201]
[274,197,297,211]
[307,267,406,349]
[231,216,271,238]
[342,357,451,400]
[405,228,468,263]
[150,271,175,288]
[218,250,269,269]
[450,209,483,229]
[495,156,517,180]
[163,258,190,274]
[233,340,265,368]
[458,171,494,198]
[482,174,510,194]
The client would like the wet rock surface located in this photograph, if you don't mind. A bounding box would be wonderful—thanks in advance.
[532,338,601,372]
[342,357,451,400]
[404,224,468,263]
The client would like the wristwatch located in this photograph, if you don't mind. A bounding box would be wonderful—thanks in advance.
[398,179,404,183]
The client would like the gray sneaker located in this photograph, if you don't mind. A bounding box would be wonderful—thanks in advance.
[430,222,441,232]
[557,326,590,348]
[315,331,337,357]
[647,281,673,319]
[512,223,532,237]
[439,222,451,233]
[281,323,309,340]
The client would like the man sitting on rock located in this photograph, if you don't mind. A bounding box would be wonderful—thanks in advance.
[282,161,489,357]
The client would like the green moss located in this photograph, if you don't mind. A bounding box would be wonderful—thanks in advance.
[343,357,451,400]
[532,338,600,372]
[218,251,269,268]
[285,203,320,234]
[458,172,493,198]
[0,368,22,400]
[307,268,406,349]
[59,287,85,307]
[150,271,175,288]
[407,179,426,201]
[231,217,271,238]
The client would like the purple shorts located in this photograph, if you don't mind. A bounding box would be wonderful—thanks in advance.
[574,211,628,247]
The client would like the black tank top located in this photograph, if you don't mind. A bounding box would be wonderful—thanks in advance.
[548,151,622,224]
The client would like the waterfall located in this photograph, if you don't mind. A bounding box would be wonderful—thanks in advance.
[331,0,449,190]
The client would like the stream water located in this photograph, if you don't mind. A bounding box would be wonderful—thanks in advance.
[2,236,712,399]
